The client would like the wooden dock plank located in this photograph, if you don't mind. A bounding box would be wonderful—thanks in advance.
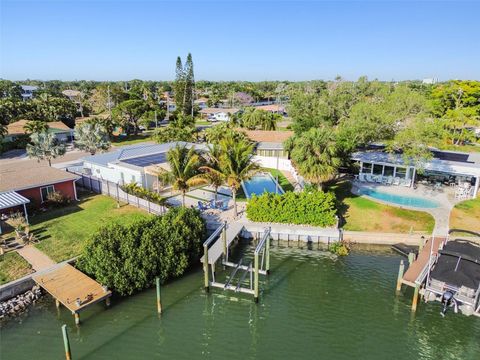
[33,264,111,313]
[402,237,445,285]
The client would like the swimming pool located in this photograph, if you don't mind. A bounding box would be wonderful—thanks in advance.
[357,187,439,208]
[242,173,284,198]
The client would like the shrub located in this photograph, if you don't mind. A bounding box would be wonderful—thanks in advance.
[246,189,337,227]
[46,191,70,207]
[77,207,206,295]
[329,241,350,256]
[121,182,166,205]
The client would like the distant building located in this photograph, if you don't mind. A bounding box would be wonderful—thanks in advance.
[4,120,74,143]
[20,85,38,100]
[422,78,439,85]
[253,104,286,115]
[194,98,208,110]
[199,108,240,122]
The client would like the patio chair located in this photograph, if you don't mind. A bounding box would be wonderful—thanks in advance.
[366,174,373,182]
[375,176,382,183]
[387,176,393,186]
[381,176,388,185]
[219,201,229,211]
[402,179,411,187]
[393,177,400,186]
[359,173,366,182]
[198,201,209,211]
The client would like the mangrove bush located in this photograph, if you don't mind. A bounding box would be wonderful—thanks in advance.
[77,207,206,295]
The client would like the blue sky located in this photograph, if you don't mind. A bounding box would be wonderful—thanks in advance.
[1,1,479,81]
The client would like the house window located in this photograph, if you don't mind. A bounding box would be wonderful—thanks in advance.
[40,185,55,202]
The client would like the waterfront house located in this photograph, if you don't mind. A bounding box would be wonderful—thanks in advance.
[81,142,208,191]
[0,161,80,215]
[352,149,480,198]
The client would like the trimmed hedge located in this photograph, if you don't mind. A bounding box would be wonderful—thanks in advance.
[246,190,337,227]
[77,207,206,296]
[121,182,166,205]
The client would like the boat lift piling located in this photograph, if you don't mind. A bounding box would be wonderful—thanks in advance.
[202,223,271,301]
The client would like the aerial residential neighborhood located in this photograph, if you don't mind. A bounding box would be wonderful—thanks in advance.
[0,1,479,359]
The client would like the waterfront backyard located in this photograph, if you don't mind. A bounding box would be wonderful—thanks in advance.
[1,245,479,360]
[0,193,149,284]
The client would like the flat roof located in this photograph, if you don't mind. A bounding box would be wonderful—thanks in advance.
[352,150,480,177]
[0,191,30,210]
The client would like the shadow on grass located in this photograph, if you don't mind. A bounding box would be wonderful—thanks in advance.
[326,180,357,228]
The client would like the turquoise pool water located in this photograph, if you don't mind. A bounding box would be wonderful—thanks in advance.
[243,173,284,198]
[358,187,439,208]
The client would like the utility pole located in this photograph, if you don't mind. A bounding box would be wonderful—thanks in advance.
[155,110,158,128]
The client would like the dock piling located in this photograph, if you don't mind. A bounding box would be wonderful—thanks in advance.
[254,250,259,302]
[411,285,420,311]
[61,324,72,360]
[408,252,416,265]
[396,260,405,293]
[74,313,80,326]
[265,232,271,274]
[156,277,162,314]
[203,243,209,291]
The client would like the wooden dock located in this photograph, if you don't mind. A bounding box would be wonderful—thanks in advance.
[202,222,244,265]
[33,264,111,324]
[402,237,445,286]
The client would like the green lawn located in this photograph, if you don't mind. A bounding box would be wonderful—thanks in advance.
[450,196,480,234]
[263,168,295,192]
[331,181,435,233]
[195,120,211,126]
[32,193,150,262]
[111,133,153,146]
[0,252,33,285]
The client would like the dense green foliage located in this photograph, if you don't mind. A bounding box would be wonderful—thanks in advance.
[246,190,337,227]
[78,207,206,296]
[121,182,166,205]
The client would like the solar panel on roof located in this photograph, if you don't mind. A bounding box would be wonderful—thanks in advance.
[121,152,168,167]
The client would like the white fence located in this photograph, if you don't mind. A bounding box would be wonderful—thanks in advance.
[67,169,168,216]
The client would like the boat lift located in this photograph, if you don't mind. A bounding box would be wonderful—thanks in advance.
[202,223,271,302]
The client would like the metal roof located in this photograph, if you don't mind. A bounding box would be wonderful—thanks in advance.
[83,141,209,168]
[0,191,30,210]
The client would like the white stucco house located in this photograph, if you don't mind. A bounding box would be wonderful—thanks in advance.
[81,142,208,191]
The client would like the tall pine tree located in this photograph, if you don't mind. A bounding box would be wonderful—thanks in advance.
[173,54,195,117]
[174,56,185,114]
[183,53,195,116]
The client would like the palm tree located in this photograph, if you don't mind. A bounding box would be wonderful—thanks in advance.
[190,144,225,202]
[26,131,66,166]
[289,127,341,189]
[219,137,260,217]
[165,145,202,206]
[23,120,49,134]
[240,108,262,129]
[260,112,280,131]
[74,122,111,155]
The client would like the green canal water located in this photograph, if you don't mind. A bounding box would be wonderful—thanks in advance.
[1,244,480,359]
